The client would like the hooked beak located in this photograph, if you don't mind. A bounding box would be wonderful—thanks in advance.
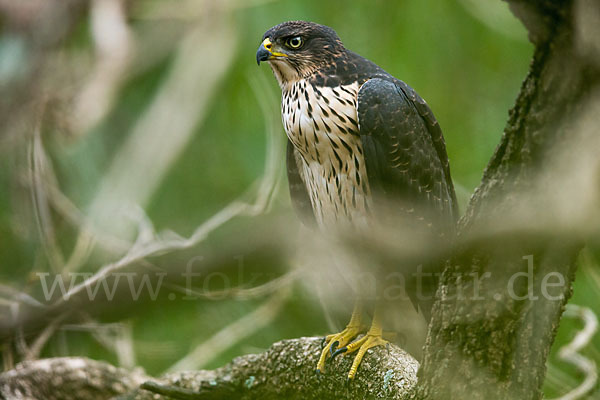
[256,38,288,65]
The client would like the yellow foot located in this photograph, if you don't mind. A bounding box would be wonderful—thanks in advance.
[316,323,365,374]
[316,302,389,380]
[342,332,388,380]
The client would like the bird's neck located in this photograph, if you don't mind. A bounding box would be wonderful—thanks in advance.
[268,60,301,89]
[269,59,338,90]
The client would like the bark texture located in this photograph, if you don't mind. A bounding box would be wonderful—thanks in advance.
[0,357,148,400]
[416,0,600,399]
[0,337,418,400]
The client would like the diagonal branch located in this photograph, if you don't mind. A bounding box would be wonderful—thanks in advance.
[0,337,419,400]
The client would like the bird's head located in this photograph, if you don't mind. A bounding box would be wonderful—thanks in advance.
[257,21,345,85]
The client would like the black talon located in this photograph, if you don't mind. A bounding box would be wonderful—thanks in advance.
[321,337,327,348]
[331,346,348,360]
[329,340,339,356]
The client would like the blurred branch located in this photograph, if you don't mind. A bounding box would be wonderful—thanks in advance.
[24,128,130,272]
[86,9,237,241]
[0,0,88,46]
[52,70,282,306]
[164,270,298,301]
[57,320,137,368]
[41,173,138,268]
[0,284,45,309]
[0,338,419,400]
[29,115,65,273]
[113,321,137,369]
[0,9,284,359]
[72,0,133,133]
[549,304,598,400]
[22,313,69,361]
[43,30,283,309]
[133,0,277,20]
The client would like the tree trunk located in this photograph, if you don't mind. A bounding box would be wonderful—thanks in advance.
[416,0,600,399]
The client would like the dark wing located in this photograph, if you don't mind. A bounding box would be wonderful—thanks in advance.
[357,77,458,232]
[286,139,316,226]
[358,77,458,321]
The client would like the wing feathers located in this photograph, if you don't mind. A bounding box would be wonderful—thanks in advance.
[357,78,458,228]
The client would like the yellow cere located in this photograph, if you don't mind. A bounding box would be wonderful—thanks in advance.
[262,37,288,58]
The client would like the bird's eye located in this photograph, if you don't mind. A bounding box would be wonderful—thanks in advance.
[286,36,303,49]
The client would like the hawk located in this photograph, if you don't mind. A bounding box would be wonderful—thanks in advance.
[257,21,458,379]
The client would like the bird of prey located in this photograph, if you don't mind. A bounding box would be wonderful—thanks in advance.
[256,21,457,379]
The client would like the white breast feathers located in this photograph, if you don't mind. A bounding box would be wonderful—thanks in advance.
[281,79,372,229]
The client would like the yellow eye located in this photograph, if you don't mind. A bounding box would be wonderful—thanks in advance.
[286,36,303,49]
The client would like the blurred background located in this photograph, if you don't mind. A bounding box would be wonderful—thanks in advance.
[0,0,597,398]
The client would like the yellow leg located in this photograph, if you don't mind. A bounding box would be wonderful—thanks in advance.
[316,300,366,373]
[344,305,388,380]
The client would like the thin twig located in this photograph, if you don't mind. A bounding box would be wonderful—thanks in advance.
[29,114,65,273]
[0,285,45,309]
[23,313,69,361]
[43,180,132,259]
[68,319,137,368]
[163,270,298,301]
[60,319,139,365]
[549,304,598,400]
